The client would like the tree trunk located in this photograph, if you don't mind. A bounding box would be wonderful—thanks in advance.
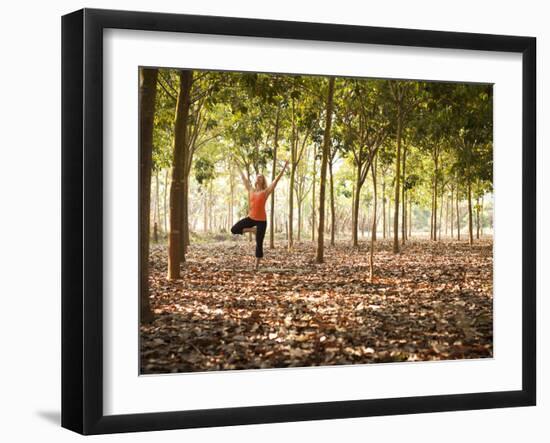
[450,185,454,239]
[351,181,355,243]
[408,198,412,238]
[203,189,208,232]
[180,175,189,260]
[316,77,335,264]
[352,166,361,248]
[270,107,280,249]
[168,70,192,279]
[456,181,461,241]
[393,110,402,253]
[185,177,190,248]
[372,157,378,241]
[430,179,434,240]
[402,193,407,244]
[285,219,288,242]
[432,157,438,241]
[163,169,169,235]
[481,195,484,237]
[369,159,377,281]
[182,123,199,253]
[155,170,160,235]
[312,145,317,243]
[152,171,159,243]
[387,194,391,239]
[382,179,386,239]
[229,166,234,232]
[438,188,444,241]
[297,200,302,242]
[401,145,407,244]
[445,192,449,237]
[476,196,480,240]
[288,101,296,251]
[329,158,336,246]
[209,182,213,232]
[468,178,474,245]
[139,67,158,322]
[288,165,295,250]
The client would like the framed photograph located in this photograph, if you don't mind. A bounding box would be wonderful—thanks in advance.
[61,8,536,435]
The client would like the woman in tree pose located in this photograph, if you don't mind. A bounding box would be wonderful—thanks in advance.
[232,160,289,270]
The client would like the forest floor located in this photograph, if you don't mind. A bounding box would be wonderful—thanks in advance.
[140,237,493,374]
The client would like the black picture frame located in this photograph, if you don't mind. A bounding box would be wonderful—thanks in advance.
[61,8,536,435]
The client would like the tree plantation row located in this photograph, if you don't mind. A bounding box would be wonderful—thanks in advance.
[148,164,492,243]
[139,68,493,322]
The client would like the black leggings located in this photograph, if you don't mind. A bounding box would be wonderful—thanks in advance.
[231,217,267,258]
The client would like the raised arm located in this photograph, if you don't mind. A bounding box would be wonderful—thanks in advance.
[237,166,252,192]
[266,160,289,196]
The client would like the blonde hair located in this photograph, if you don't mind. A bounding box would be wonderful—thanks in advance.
[255,174,268,191]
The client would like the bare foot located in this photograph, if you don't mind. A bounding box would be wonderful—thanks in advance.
[255,258,261,270]
[243,227,257,235]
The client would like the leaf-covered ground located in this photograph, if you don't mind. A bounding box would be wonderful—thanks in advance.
[141,238,493,374]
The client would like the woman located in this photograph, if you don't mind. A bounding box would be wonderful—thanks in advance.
[231,160,289,270]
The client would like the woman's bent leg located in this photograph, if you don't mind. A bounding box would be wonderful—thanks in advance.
[231,217,255,235]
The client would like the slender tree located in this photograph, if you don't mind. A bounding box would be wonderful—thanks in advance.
[388,81,417,253]
[369,155,378,280]
[451,83,493,246]
[456,178,461,241]
[382,179,386,239]
[139,67,158,322]
[467,180,474,245]
[167,70,193,279]
[311,143,317,242]
[269,105,281,248]
[154,170,160,242]
[163,169,169,234]
[341,80,390,248]
[288,91,316,250]
[329,149,336,246]
[408,198,412,238]
[401,143,408,244]
[316,77,335,263]
[450,183,454,238]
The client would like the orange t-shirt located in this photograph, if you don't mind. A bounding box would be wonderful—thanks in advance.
[248,191,268,221]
